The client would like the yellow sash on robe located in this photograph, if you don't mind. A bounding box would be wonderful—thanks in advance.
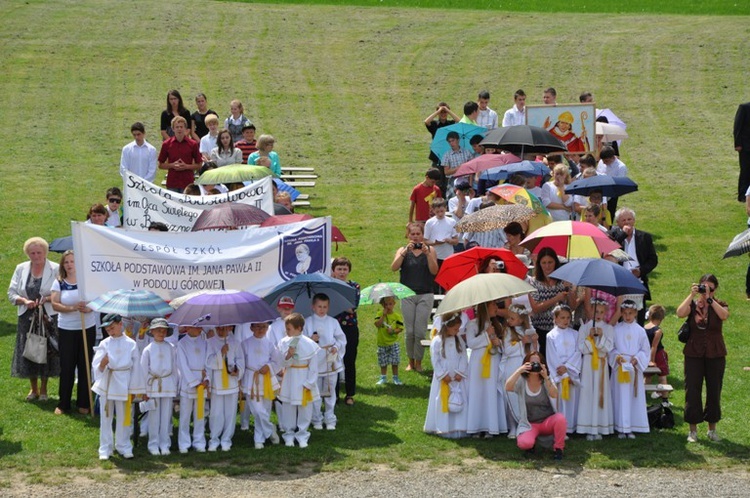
[587,336,599,370]
[301,387,313,407]
[123,394,133,426]
[481,343,493,378]
[561,377,571,401]
[221,360,229,390]
[263,371,276,401]
[618,363,631,383]
[196,385,205,419]
[440,380,450,413]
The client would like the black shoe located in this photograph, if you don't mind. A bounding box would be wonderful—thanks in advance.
[554,448,564,460]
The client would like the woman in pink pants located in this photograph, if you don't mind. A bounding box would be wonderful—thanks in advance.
[505,351,567,460]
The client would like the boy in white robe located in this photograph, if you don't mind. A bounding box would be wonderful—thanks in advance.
[205,325,245,451]
[241,321,283,449]
[303,293,346,430]
[278,313,320,447]
[546,305,582,434]
[140,318,178,456]
[268,296,296,433]
[576,299,614,439]
[608,300,650,438]
[176,325,208,453]
[92,314,146,460]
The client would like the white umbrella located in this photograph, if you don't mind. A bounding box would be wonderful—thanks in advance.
[436,273,535,315]
[595,122,628,141]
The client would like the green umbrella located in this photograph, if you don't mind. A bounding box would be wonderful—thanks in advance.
[359,282,416,305]
[436,273,535,315]
[197,164,275,185]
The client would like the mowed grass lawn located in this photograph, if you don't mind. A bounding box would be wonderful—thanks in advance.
[1,0,749,481]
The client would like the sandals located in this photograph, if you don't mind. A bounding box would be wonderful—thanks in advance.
[344,396,355,406]
[26,392,39,401]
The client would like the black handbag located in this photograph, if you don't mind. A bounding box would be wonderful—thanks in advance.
[677,319,691,344]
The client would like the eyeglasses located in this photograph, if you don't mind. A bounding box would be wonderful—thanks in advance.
[109,198,121,204]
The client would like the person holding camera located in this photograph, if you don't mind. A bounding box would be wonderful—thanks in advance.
[676,274,729,443]
[505,351,566,460]
[391,222,439,373]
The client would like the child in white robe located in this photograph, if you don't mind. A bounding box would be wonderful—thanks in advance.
[140,318,178,456]
[241,321,283,449]
[546,304,582,434]
[424,313,469,438]
[205,324,245,451]
[499,304,531,438]
[576,298,614,439]
[465,300,507,436]
[609,300,650,438]
[268,296,296,433]
[176,325,208,453]
[303,293,346,430]
[91,314,146,460]
[278,313,321,447]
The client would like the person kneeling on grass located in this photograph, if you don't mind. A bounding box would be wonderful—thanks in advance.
[374,296,404,386]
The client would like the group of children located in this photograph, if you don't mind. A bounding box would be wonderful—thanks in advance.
[91,293,346,460]
[424,297,669,443]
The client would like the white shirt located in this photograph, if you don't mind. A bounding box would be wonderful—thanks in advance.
[502,105,525,127]
[424,215,458,260]
[477,107,498,130]
[596,157,628,177]
[120,140,157,182]
[199,133,218,156]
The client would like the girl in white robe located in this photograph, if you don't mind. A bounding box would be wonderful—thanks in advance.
[545,305,582,434]
[176,326,208,453]
[499,304,533,438]
[576,299,614,439]
[424,313,469,438]
[608,300,650,438]
[465,300,507,436]
[205,325,245,451]
[140,319,178,456]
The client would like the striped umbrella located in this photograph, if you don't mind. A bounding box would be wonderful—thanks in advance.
[88,289,173,318]
[723,228,750,259]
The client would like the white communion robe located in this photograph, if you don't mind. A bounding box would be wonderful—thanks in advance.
[424,335,469,438]
[608,321,650,434]
[576,320,614,436]
[546,326,582,433]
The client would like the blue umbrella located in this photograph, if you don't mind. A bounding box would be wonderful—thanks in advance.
[88,289,173,318]
[49,236,73,253]
[548,258,646,296]
[430,122,486,161]
[479,160,551,182]
[263,272,358,317]
[565,175,638,197]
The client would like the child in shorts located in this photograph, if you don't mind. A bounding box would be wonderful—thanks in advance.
[644,304,670,400]
[374,296,404,385]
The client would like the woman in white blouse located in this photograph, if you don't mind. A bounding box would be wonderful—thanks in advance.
[209,129,242,167]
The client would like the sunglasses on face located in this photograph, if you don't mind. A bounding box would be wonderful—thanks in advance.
[109,198,122,204]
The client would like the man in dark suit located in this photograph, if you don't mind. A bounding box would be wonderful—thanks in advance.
[610,207,658,325]
[733,102,750,202]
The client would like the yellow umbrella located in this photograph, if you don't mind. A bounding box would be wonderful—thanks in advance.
[489,184,552,232]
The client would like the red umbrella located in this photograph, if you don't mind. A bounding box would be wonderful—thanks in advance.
[520,220,621,259]
[452,153,521,177]
[435,247,528,291]
[191,204,271,231]
[260,214,347,244]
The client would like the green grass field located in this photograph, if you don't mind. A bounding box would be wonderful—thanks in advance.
[1,0,749,482]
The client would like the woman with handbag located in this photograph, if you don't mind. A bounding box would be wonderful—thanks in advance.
[676,274,729,443]
[7,237,60,401]
[50,250,96,415]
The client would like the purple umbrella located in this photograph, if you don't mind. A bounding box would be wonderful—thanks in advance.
[191,204,270,231]
[168,290,279,326]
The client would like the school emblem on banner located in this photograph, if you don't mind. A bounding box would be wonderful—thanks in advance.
[278,224,328,280]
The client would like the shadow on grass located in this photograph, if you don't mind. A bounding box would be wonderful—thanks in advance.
[0,320,17,339]
[0,427,23,459]
[358,382,431,400]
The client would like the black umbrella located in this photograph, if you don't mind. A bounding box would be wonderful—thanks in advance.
[49,236,73,253]
[480,125,567,155]
[565,175,638,197]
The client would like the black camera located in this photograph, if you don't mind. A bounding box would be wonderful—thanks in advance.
[413,242,423,249]
[530,362,542,373]
[494,260,506,271]
[698,284,706,294]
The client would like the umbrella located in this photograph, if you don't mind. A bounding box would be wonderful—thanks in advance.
[565,175,638,197]
[723,228,750,259]
[436,273,535,315]
[197,164,275,184]
[455,204,535,233]
[263,272,359,317]
[430,122,486,161]
[49,236,73,253]
[434,247,529,291]
[595,122,628,141]
[479,125,567,155]
[452,153,521,177]
[596,109,626,130]
[88,289,173,317]
[191,203,270,231]
[260,214,347,243]
[520,220,621,259]
[489,184,552,232]
[479,161,551,182]
[168,290,278,326]
[359,282,416,305]
[548,258,646,296]
[273,178,301,201]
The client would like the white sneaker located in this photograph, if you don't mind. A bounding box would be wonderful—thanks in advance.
[326,424,336,431]
[269,431,280,445]
[586,435,595,441]
[221,444,231,452]
[208,444,219,452]
[627,433,636,440]
[618,433,627,439]
[255,443,264,450]
[594,434,603,441]
[99,454,110,461]
[179,448,188,454]
[240,424,250,431]
[121,452,134,459]
[313,424,323,430]
[298,440,308,448]
[285,440,294,447]
[194,446,206,453]
[687,431,698,443]
[707,430,721,442]
[161,449,170,456]
[149,450,160,456]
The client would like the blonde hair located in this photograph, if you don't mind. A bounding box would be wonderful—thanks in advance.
[257,134,275,151]
[204,113,219,126]
[552,164,571,184]
[230,99,244,114]
[23,237,49,256]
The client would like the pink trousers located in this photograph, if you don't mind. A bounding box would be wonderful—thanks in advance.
[516,412,567,451]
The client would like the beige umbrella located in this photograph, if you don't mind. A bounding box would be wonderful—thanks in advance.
[436,273,535,315]
[455,204,535,233]
[595,122,628,141]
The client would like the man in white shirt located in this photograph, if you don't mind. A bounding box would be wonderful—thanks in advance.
[120,122,158,182]
[502,89,527,127]
[476,90,498,130]
[596,145,628,220]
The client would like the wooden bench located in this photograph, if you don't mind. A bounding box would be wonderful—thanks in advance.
[421,294,445,347]
[281,174,318,180]
[284,181,317,188]
[281,167,316,173]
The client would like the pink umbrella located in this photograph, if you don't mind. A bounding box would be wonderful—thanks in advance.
[453,152,521,178]
[191,204,270,231]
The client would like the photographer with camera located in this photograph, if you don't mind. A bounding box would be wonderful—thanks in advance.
[505,351,567,460]
[391,222,439,373]
[676,274,729,443]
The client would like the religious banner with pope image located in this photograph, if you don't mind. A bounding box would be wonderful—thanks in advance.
[526,103,595,154]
